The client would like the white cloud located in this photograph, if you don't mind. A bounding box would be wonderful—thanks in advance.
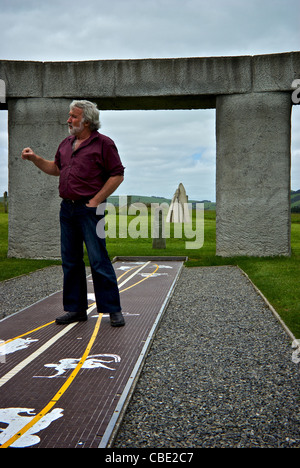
[0,0,299,61]
[0,0,299,199]
[101,109,216,200]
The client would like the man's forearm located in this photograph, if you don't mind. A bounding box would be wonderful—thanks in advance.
[32,155,60,176]
[88,175,124,206]
[21,147,60,176]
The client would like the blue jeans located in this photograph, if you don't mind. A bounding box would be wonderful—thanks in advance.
[59,200,121,315]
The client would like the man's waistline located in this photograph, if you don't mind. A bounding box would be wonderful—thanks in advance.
[63,198,91,204]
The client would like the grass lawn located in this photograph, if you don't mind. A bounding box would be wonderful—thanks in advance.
[0,206,299,339]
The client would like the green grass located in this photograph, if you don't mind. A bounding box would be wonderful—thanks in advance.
[0,206,299,338]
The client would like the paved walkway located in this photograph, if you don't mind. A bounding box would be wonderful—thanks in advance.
[0,260,183,448]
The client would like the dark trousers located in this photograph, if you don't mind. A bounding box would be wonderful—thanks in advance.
[59,200,121,315]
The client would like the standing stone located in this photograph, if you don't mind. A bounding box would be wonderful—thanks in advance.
[152,207,166,249]
[8,98,70,258]
[216,92,292,257]
[3,191,7,213]
[166,183,190,223]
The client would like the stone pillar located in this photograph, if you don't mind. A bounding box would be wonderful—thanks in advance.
[8,98,70,258]
[152,207,166,249]
[216,92,292,257]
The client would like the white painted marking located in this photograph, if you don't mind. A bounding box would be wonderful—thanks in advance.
[0,337,38,356]
[0,407,63,448]
[0,261,151,388]
[0,323,77,387]
[139,272,168,278]
[117,261,151,289]
[33,354,121,378]
[0,303,98,388]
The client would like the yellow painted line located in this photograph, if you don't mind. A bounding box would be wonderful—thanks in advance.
[0,262,158,385]
[116,264,142,282]
[0,321,56,347]
[0,302,97,388]
[0,322,78,388]
[0,263,146,346]
[119,264,159,293]
[0,261,160,447]
[117,261,151,289]
[0,313,103,448]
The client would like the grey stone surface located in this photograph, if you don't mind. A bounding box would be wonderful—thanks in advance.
[1,53,299,100]
[0,61,43,98]
[42,56,252,102]
[253,52,300,92]
[216,92,291,256]
[0,52,299,258]
[7,98,69,258]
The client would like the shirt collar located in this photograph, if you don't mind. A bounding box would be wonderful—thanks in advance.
[68,130,99,148]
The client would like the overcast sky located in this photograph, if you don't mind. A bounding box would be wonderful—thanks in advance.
[0,0,299,201]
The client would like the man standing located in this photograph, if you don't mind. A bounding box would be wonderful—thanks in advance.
[21,100,125,327]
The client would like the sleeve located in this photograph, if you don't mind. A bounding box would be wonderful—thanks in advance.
[54,146,61,170]
[101,138,125,177]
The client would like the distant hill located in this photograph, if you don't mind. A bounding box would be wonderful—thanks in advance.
[291,189,300,212]
[108,190,300,212]
[1,191,299,212]
[107,195,216,210]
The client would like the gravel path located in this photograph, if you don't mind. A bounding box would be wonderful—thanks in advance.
[114,266,300,449]
[0,264,299,448]
[0,266,91,319]
[0,266,65,319]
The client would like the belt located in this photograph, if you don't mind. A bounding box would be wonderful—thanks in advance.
[63,198,90,204]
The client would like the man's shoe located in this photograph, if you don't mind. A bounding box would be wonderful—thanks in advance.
[56,311,87,325]
[110,311,125,327]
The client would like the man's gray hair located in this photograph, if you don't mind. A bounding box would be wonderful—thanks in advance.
[70,100,101,131]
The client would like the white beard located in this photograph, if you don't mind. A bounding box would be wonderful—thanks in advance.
[68,121,84,136]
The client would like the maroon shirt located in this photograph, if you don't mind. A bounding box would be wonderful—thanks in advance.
[54,130,125,200]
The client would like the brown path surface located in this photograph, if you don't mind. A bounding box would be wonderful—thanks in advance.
[0,259,183,448]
